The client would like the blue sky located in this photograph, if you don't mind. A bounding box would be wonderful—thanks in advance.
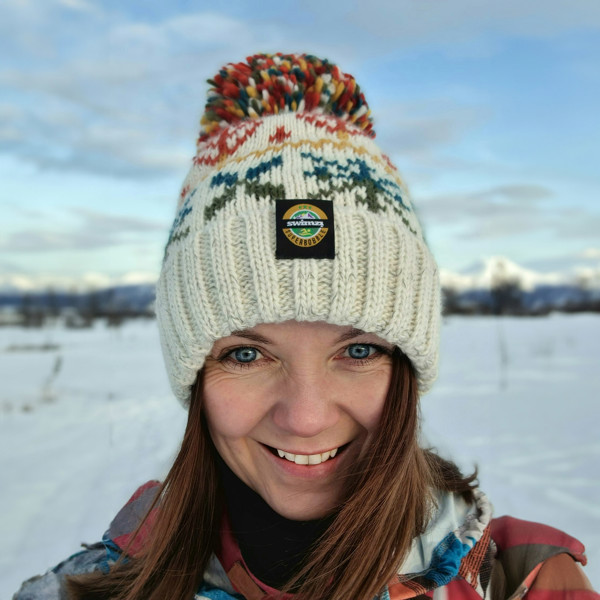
[1,0,599,289]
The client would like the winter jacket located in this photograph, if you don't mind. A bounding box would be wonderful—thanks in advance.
[13,481,598,600]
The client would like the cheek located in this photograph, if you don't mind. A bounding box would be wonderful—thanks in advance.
[338,367,391,431]
[202,375,266,439]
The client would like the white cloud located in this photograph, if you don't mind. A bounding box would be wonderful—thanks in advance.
[0,229,102,252]
[418,183,600,244]
[581,248,600,259]
[70,208,166,234]
[0,6,279,178]
[420,184,552,222]
[557,210,600,238]
[373,100,490,170]
[1,1,599,180]
[0,208,167,253]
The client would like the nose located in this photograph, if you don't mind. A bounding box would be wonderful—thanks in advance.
[270,372,340,438]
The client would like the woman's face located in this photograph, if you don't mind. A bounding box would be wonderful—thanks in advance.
[203,320,393,520]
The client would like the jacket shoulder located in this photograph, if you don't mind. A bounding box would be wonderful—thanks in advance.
[12,481,160,600]
[12,543,115,600]
[107,480,161,555]
[532,553,597,596]
[491,516,586,560]
[490,516,598,599]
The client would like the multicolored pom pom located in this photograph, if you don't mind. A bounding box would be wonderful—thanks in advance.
[199,53,374,141]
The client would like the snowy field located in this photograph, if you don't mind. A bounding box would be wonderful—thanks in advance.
[1,314,599,597]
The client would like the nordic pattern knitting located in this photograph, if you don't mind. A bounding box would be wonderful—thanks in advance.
[164,116,423,258]
[199,53,374,140]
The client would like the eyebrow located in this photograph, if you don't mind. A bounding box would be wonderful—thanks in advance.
[229,330,273,345]
[230,327,368,346]
[334,328,367,343]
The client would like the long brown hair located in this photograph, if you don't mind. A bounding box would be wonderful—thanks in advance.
[68,349,476,600]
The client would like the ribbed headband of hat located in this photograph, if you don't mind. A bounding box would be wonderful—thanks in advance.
[156,53,441,407]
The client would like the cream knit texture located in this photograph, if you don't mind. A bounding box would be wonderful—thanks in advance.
[156,108,441,406]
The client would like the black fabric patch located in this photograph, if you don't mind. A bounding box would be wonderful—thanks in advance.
[275,200,335,259]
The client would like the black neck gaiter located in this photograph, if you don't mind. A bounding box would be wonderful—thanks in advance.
[217,456,336,589]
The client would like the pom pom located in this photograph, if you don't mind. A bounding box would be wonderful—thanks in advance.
[198,53,375,141]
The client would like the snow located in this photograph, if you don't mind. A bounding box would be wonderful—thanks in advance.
[1,315,599,597]
[423,314,600,589]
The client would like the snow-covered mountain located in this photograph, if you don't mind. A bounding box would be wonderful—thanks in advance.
[440,256,566,292]
[0,272,158,295]
[441,257,600,314]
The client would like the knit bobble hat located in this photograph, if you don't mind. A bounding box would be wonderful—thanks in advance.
[156,53,441,407]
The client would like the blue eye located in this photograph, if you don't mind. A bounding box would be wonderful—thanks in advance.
[232,347,259,363]
[346,344,375,360]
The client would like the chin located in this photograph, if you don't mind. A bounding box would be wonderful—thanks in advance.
[265,492,339,521]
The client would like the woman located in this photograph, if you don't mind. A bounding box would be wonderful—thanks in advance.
[15,53,597,600]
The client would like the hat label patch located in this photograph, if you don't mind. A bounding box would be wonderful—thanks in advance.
[276,200,335,259]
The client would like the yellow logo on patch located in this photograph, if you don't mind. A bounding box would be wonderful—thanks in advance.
[282,204,329,248]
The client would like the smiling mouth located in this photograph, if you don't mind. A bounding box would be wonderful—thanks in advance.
[265,444,349,465]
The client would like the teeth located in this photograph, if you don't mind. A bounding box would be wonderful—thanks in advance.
[274,448,340,465]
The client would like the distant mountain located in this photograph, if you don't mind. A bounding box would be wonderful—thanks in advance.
[441,257,600,315]
[0,283,156,314]
[0,272,158,295]
[440,256,565,292]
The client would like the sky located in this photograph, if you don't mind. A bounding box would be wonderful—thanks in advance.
[1,0,599,290]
